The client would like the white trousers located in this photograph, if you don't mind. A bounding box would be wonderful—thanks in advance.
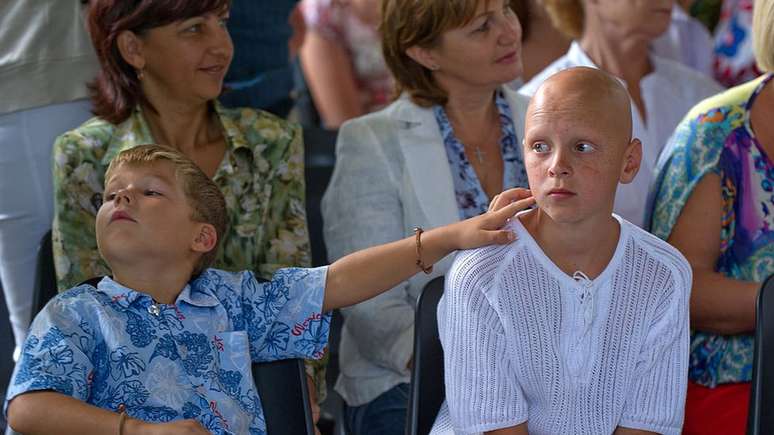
[0,100,92,360]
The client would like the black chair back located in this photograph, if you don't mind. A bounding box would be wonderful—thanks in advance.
[748,274,774,435]
[32,230,57,316]
[406,276,446,435]
[252,358,315,435]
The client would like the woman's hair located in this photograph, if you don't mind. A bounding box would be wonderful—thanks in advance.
[753,0,774,72]
[85,0,230,124]
[381,0,516,107]
[541,0,584,40]
[104,144,228,277]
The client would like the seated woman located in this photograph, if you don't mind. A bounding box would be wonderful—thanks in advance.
[299,0,393,128]
[51,0,327,424]
[321,0,529,433]
[650,0,774,433]
[519,0,722,228]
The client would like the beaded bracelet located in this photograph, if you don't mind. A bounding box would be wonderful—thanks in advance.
[413,227,433,274]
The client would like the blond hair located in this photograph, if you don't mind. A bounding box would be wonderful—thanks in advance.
[753,0,774,72]
[381,0,504,107]
[542,0,584,39]
[104,144,227,277]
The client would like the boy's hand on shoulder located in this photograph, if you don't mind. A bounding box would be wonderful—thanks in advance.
[448,188,534,250]
[126,418,210,435]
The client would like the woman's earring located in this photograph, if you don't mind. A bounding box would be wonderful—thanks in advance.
[136,68,145,80]
[429,64,440,71]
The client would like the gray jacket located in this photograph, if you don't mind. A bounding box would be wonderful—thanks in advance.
[321,88,530,406]
[0,1,97,114]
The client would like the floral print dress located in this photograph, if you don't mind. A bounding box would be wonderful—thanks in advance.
[650,74,774,387]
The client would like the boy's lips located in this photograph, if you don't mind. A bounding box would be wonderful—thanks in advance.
[110,210,137,223]
[547,188,576,198]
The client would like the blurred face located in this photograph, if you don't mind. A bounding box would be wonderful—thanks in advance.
[133,10,233,104]
[428,0,523,91]
[97,162,202,271]
[588,0,674,42]
[523,89,639,224]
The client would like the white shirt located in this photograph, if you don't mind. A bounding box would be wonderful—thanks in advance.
[518,42,722,227]
[652,6,715,77]
[433,214,691,435]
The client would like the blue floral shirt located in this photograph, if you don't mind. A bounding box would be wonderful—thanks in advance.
[434,90,529,219]
[5,267,330,435]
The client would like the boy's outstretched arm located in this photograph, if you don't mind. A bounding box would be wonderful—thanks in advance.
[8,391,209,435]
[322,189,534,311]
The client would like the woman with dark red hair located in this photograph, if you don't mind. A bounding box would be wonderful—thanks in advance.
[50,0,325,428]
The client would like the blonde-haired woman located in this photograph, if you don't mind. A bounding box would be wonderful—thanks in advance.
[519,0,722,228]
[650,0,774,433]
[322,0,530,433]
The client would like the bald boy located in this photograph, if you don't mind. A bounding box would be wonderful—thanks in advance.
[435,67,692,435]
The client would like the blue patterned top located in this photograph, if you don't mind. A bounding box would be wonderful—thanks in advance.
[650,74,774,387]
[4,267,330,434]
[434,91,529,220]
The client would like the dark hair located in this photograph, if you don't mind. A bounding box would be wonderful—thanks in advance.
[86,0,230,124]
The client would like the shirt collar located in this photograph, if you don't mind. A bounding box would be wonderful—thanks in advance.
[566,41,664,86]
[94,275,221,308]
[100,100,248,167]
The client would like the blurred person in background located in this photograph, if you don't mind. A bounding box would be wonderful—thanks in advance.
[299,0,394,129]
[219,0,304,118]
[0,0,97,363]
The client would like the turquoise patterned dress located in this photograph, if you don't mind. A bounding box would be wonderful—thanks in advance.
[650,74,774,387]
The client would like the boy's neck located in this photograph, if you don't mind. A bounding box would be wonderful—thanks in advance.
[520,209,621,280]
[111,265,193,305]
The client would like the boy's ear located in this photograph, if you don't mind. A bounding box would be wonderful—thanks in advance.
[116,30,146,71]
[191,223,218,254]
[619,138,642,184]
[405,45,441,71]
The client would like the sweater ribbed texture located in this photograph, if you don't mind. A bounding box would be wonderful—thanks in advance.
[434,215,691,435]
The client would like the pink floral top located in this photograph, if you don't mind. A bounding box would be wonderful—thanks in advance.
[300,0,394,113]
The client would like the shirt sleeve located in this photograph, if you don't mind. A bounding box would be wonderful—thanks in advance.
[439,246,528,433]
[299,0,343,42]
[241,268,331,362]
[5,290,97,416]
[52,130,112,291]
[321,118,415,375]
[619,259,692,435]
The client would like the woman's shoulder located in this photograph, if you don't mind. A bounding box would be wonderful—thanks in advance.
[55,116,117,149]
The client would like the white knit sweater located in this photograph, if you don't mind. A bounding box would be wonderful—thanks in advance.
[433,215,691,435]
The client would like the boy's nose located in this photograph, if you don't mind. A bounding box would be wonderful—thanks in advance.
[114,189,132,205]
[548,154,572,178]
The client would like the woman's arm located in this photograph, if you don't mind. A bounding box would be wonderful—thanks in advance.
[322,191,534,311]
[7,391,208,435]
[667,173,758,334]
[300,30,365,128]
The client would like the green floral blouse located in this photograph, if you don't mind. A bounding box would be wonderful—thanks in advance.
[51,102,328,399]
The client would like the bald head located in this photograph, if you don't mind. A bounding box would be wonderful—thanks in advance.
[527,67,633,144]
